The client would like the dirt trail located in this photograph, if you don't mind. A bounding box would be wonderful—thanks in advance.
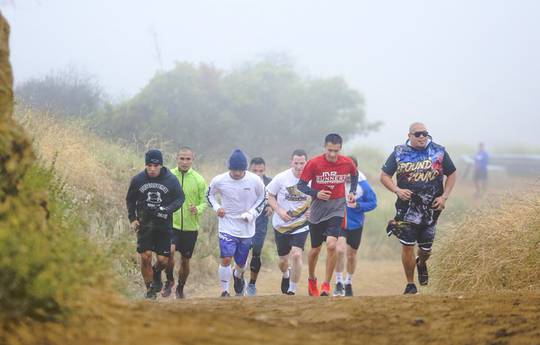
[3,261,539,345]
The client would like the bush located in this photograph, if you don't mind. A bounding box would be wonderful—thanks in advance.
[431,191,540,293]
[0,162,108,320]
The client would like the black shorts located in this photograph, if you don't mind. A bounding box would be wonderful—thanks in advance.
[309,216,343,248]
[170,229,198,259]
[274,229,309,256]
[339,227,363,250]
[137,227,171,257]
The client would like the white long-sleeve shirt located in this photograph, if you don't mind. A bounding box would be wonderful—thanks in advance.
[207,171,266,238]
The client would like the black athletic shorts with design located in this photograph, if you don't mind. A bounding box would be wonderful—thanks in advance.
[137,226,171,257]
[170,229,198,258]
[309,216,343,248]
[274,229,309,256]
[390,221,436,252]
[339,227,363,250]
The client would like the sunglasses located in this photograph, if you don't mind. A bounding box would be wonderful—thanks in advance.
[411,131,429,138]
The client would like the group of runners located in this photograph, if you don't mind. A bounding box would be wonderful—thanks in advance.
[126,122,456,299]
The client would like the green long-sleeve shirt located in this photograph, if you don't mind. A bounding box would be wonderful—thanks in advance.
[170,167,208,231]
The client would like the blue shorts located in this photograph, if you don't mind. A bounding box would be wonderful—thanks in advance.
[219,232,253,267]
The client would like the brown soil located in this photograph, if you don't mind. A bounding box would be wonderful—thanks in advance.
[2,261,539,345]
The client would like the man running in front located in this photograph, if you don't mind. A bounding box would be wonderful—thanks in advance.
[334,156,377,296]
[246,157,273,296]
[162,147,208,299]
[297,134,358,296]
[126,149,185,299]
[207,149,266,297]
[380,122,456,294]
[266,149,311,295]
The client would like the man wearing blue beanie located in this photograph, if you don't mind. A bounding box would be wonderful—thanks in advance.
[126,149,185,299]
[207,149,266,297]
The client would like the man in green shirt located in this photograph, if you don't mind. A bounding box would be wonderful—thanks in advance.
[162,147,208,299]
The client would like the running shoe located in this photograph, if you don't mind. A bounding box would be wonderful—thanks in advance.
[161,280,174,298]
[403,283,418,295]
[333,282,345,297]
[308,278,319,296]
[246,283,257,296]
[233,270,245,296]
[145,288,157,300]
[220,291,231,297]
[344,283,353,297]
[416,257,429,286]
[286,291,295,295]
[320,282,331,296]
[175,285,185,299]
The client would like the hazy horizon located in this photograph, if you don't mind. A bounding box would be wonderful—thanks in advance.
[3,0,539,151]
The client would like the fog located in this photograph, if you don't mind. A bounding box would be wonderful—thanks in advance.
[3,0,540,151]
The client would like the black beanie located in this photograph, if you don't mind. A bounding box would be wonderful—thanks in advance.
[145,149,163,165]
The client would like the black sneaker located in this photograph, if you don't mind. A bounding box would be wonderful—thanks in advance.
[161,280,174,298]
[404,283,418,295]
[416,257,429,286]
[175,284,185,299]
[145,288,157,300]
[344,283,353,297]
[220,291,231,297]
[286,291,295,295]
[333,282,345,296]
[233,270,245,296]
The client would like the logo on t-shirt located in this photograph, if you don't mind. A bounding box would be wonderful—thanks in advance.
[315,171,348,184]
[285,185,308,202]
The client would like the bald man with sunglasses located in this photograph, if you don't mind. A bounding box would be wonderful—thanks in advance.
[380,122,456,294]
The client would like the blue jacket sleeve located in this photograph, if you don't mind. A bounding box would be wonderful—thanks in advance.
[164,178,185,214]
[126,176,139,222]
[297,179,318,198]
[356,180,377,212]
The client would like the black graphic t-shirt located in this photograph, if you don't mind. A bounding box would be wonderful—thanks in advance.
[126,167,185,231]
[382,141,456,226]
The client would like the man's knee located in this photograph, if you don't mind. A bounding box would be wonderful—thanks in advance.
[181,256,190,267]
[309,247,321,257]
[140,252,152,265]
[156,255,168,267]
[250,255,262,273]
[290,248,302,261]
[346,250,356,261]
[418,248,431,261]
[326,239,337,252]
[221,257,232,266]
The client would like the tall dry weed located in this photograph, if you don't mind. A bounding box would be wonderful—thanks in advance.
[431,187,540,293]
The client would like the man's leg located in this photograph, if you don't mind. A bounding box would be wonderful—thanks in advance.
[344,228,362,296]
[232,237,252,296]
[323,236,338,286]
[218,232,236,297]
[219,256,233,297]
[175,231,198,298]
[308,222,325,296]
[289,246,303,294]
[161,238,176,297]
[416,224,435,286]
[402,244,416,284]
[249,223,267,286]
[140,251,154,294]
[308,246,321,279]
[334,235,347,296]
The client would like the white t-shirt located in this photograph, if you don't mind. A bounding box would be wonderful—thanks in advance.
[207,171,266,238]
[266,168,310,234]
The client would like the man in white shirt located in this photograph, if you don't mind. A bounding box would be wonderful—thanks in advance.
[266,149,311,295]
[207,149,266,297]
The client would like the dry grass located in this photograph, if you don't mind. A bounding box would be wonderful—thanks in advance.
[431,187,540,293]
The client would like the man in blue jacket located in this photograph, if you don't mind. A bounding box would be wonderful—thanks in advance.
[126,149,185,299]
[334,156,377,296]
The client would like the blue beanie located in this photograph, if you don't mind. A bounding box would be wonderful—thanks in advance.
[228,149,248,170]
[145,149,163,165]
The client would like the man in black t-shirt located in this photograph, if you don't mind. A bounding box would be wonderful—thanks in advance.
[380,123,457,294]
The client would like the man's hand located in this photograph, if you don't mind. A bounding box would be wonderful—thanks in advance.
[217,208,226,218]
[130,220,140,232]
[395,188,413,201]
[189,203,198,215]
[432,196,447,211]
[317,190,332,201]
[347,192,356,204]
[277,208,293,222]
[240,212,254,223]
[265,206,273,217]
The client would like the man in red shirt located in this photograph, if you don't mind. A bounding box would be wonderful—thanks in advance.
[297,134,358,296]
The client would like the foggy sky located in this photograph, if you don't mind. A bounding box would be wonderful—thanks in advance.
[3,0,540,150]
